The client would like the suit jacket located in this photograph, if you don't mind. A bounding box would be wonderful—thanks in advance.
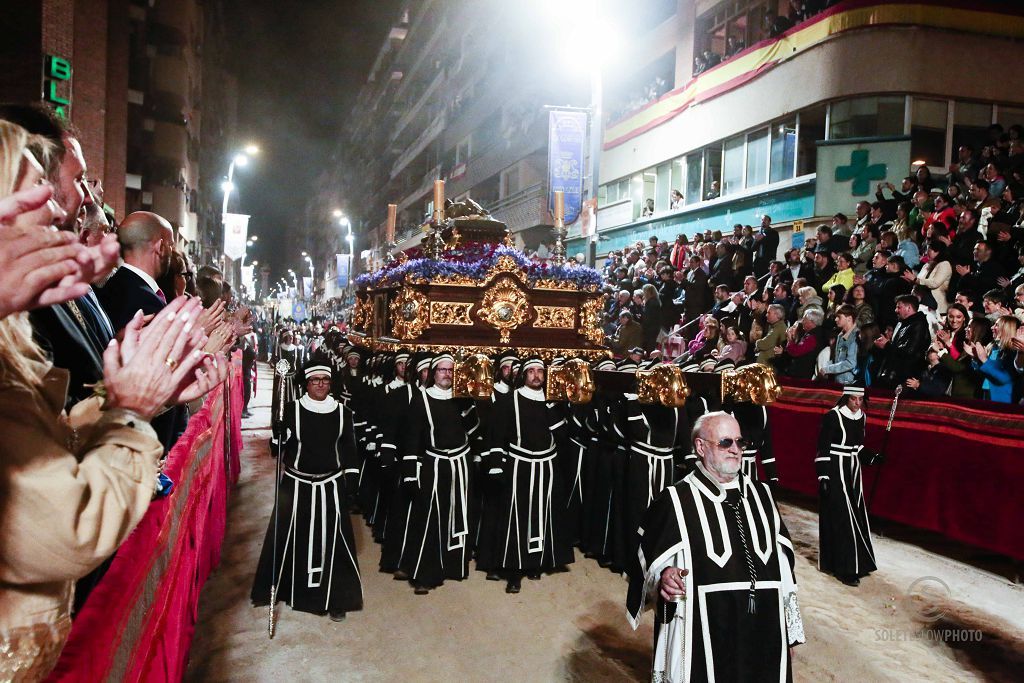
[29,291,114,408]
[96,266,165,332]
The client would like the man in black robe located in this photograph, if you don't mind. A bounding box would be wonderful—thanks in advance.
[398,354,480,594]
[252,361,363,621]
[480,358,575,594]
[626,412,804,682]
[816,385,879,586]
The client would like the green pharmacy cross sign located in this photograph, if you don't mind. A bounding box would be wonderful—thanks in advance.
[835,149,887,196]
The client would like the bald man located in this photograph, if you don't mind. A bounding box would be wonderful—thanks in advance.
[97,210,175,332]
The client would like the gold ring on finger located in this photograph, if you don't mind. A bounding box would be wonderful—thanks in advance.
[164,356,178,370]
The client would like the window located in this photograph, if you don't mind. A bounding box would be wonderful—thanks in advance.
[670,157,686,206]
[630,173,645,220]
[770,117,797,183]
[703,143,722,199]
[685,152,703,204]
[655,162,672,212]
[500,164,520,199]
[911,98,948,168]
[455,135,472,164]
[797,105,826,176]
[721,135,745,196]
[997,106,1024,130]
[952,101,992,156]
[828,96,905,140]
[745,128,769,188]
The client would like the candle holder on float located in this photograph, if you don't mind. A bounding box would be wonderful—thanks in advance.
[551,190,567,266]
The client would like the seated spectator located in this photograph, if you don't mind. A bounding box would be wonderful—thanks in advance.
[818,304,858,385]
[874,294,930,388]
[607,311,643,356]
[905,349,952,398]
[775,309,825,379]
[821,252,855,293]
[712,324,747,363]
[982,288,1014,322]
[754,303,788,364]
[796,285,824,319]
[966,315,1020,403]
[848,233,877,275]
[683,316,721,366]
[845,283,876,328]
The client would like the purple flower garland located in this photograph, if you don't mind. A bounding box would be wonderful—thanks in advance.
[355,243,602,290]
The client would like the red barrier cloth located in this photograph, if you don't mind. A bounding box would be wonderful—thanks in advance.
[46,366,242,682]
[768,379,1024,561]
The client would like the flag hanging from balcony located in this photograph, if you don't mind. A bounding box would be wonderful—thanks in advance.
[548,110,586,225]
[222,213,250,260]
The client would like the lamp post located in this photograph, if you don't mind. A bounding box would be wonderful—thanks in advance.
[221,145,259,216]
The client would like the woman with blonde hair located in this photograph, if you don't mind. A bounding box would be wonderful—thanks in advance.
[0,120,225,679]
[966,315,1020,403]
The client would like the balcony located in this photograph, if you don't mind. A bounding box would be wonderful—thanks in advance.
[390,111,445,179]
[390,67,445,144]
[490,182,548,234]
[397,163,441,213]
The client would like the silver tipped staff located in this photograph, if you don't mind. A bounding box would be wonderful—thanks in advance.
[269,358,292,639]
[868,384,902,513]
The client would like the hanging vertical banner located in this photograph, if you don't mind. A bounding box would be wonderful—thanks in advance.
[336,254,349,288]
[548,110,586,225]
[301,276,313,299]
[222,213,250,260]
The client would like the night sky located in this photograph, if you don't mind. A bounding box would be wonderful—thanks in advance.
[222,0,401,282]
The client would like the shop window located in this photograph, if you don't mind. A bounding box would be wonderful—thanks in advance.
[828,96,905,140]
[797,104,826,176]
[910,98,948,168]
[703,143,722,200]
[770,117,797,183]
[722,135,745,196]
[952,101,993,156]
[685,152,703,204]
[746,128,769,188]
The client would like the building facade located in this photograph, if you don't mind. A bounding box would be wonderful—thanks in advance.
[1,0,236,265]
[564,0,1024,255]
[315,0,588,291]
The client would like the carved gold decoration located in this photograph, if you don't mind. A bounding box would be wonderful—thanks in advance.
[533,279,578,291]
[722,363,782,405]
[430,301,474,326]
[636,365,691,408]
[352,296,366,328]
[533,305,575,329]
[546,358,595,404]
[389,288,429,340]
[453,353,494,399]
[579,296,604,346]
[478,276,530,343]
[485,255,528,284]
[359,338,612,362]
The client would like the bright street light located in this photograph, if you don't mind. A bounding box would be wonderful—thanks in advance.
[244,144,260,155]
[233,153,249,167]
[332,209,343,218]
[250,235,258,242]
[221,180,234,193]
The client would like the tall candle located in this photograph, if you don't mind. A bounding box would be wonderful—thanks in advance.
[554,190,565,227]
[386,203,396,243]
[433,180,445,222]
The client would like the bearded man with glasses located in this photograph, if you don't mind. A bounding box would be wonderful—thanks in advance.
[626,411,805,682]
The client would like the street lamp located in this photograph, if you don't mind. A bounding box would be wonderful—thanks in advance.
[221,143,260,216]
[304,254,315,294]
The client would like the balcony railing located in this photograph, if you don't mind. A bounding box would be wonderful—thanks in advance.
[490,182,548,234]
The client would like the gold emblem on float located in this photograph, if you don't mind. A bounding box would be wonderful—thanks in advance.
[534,306,575,329]
[636,364,691,407]
[430,301,474,326]
[546,358,596,404]
[389,288,429,340]
[722,363,782,405]
[453,353,494,399]
[478,276,530,343]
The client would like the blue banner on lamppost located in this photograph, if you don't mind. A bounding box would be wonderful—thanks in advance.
[548,110,586,225]
[336,253,350,289]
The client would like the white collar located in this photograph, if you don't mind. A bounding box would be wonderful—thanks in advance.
[838,405,863,420]
[623,392,638,401]
[299,394,339,413]
[516,386,546,401]
[121,262,160,294]
[493,382,509,394]
[280,343,296,351]
[387,378,406,390]
[425,385,452,400]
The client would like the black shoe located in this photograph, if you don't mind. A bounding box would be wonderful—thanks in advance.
[505,579,521,594]
[838,575,860,587]
[329,611,346,622]
[526,571,542,581]
[485,572,502,581]
[413,584,431,595]
[393,570,410,581]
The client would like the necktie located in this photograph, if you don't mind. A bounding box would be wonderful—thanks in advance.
[156,289,167,305]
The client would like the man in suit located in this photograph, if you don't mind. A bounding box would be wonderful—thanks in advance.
[97,211,173,331]
[752,214,780,278]
[0,103,117,407]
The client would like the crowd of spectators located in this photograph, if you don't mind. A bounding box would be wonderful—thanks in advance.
[0,104,255,677]
[600,137,1024,404]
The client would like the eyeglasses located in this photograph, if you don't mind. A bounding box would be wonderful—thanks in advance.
[698,437,749,450]
[308,377,331,385]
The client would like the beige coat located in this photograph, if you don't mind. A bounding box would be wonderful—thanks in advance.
[0,363,163,681]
